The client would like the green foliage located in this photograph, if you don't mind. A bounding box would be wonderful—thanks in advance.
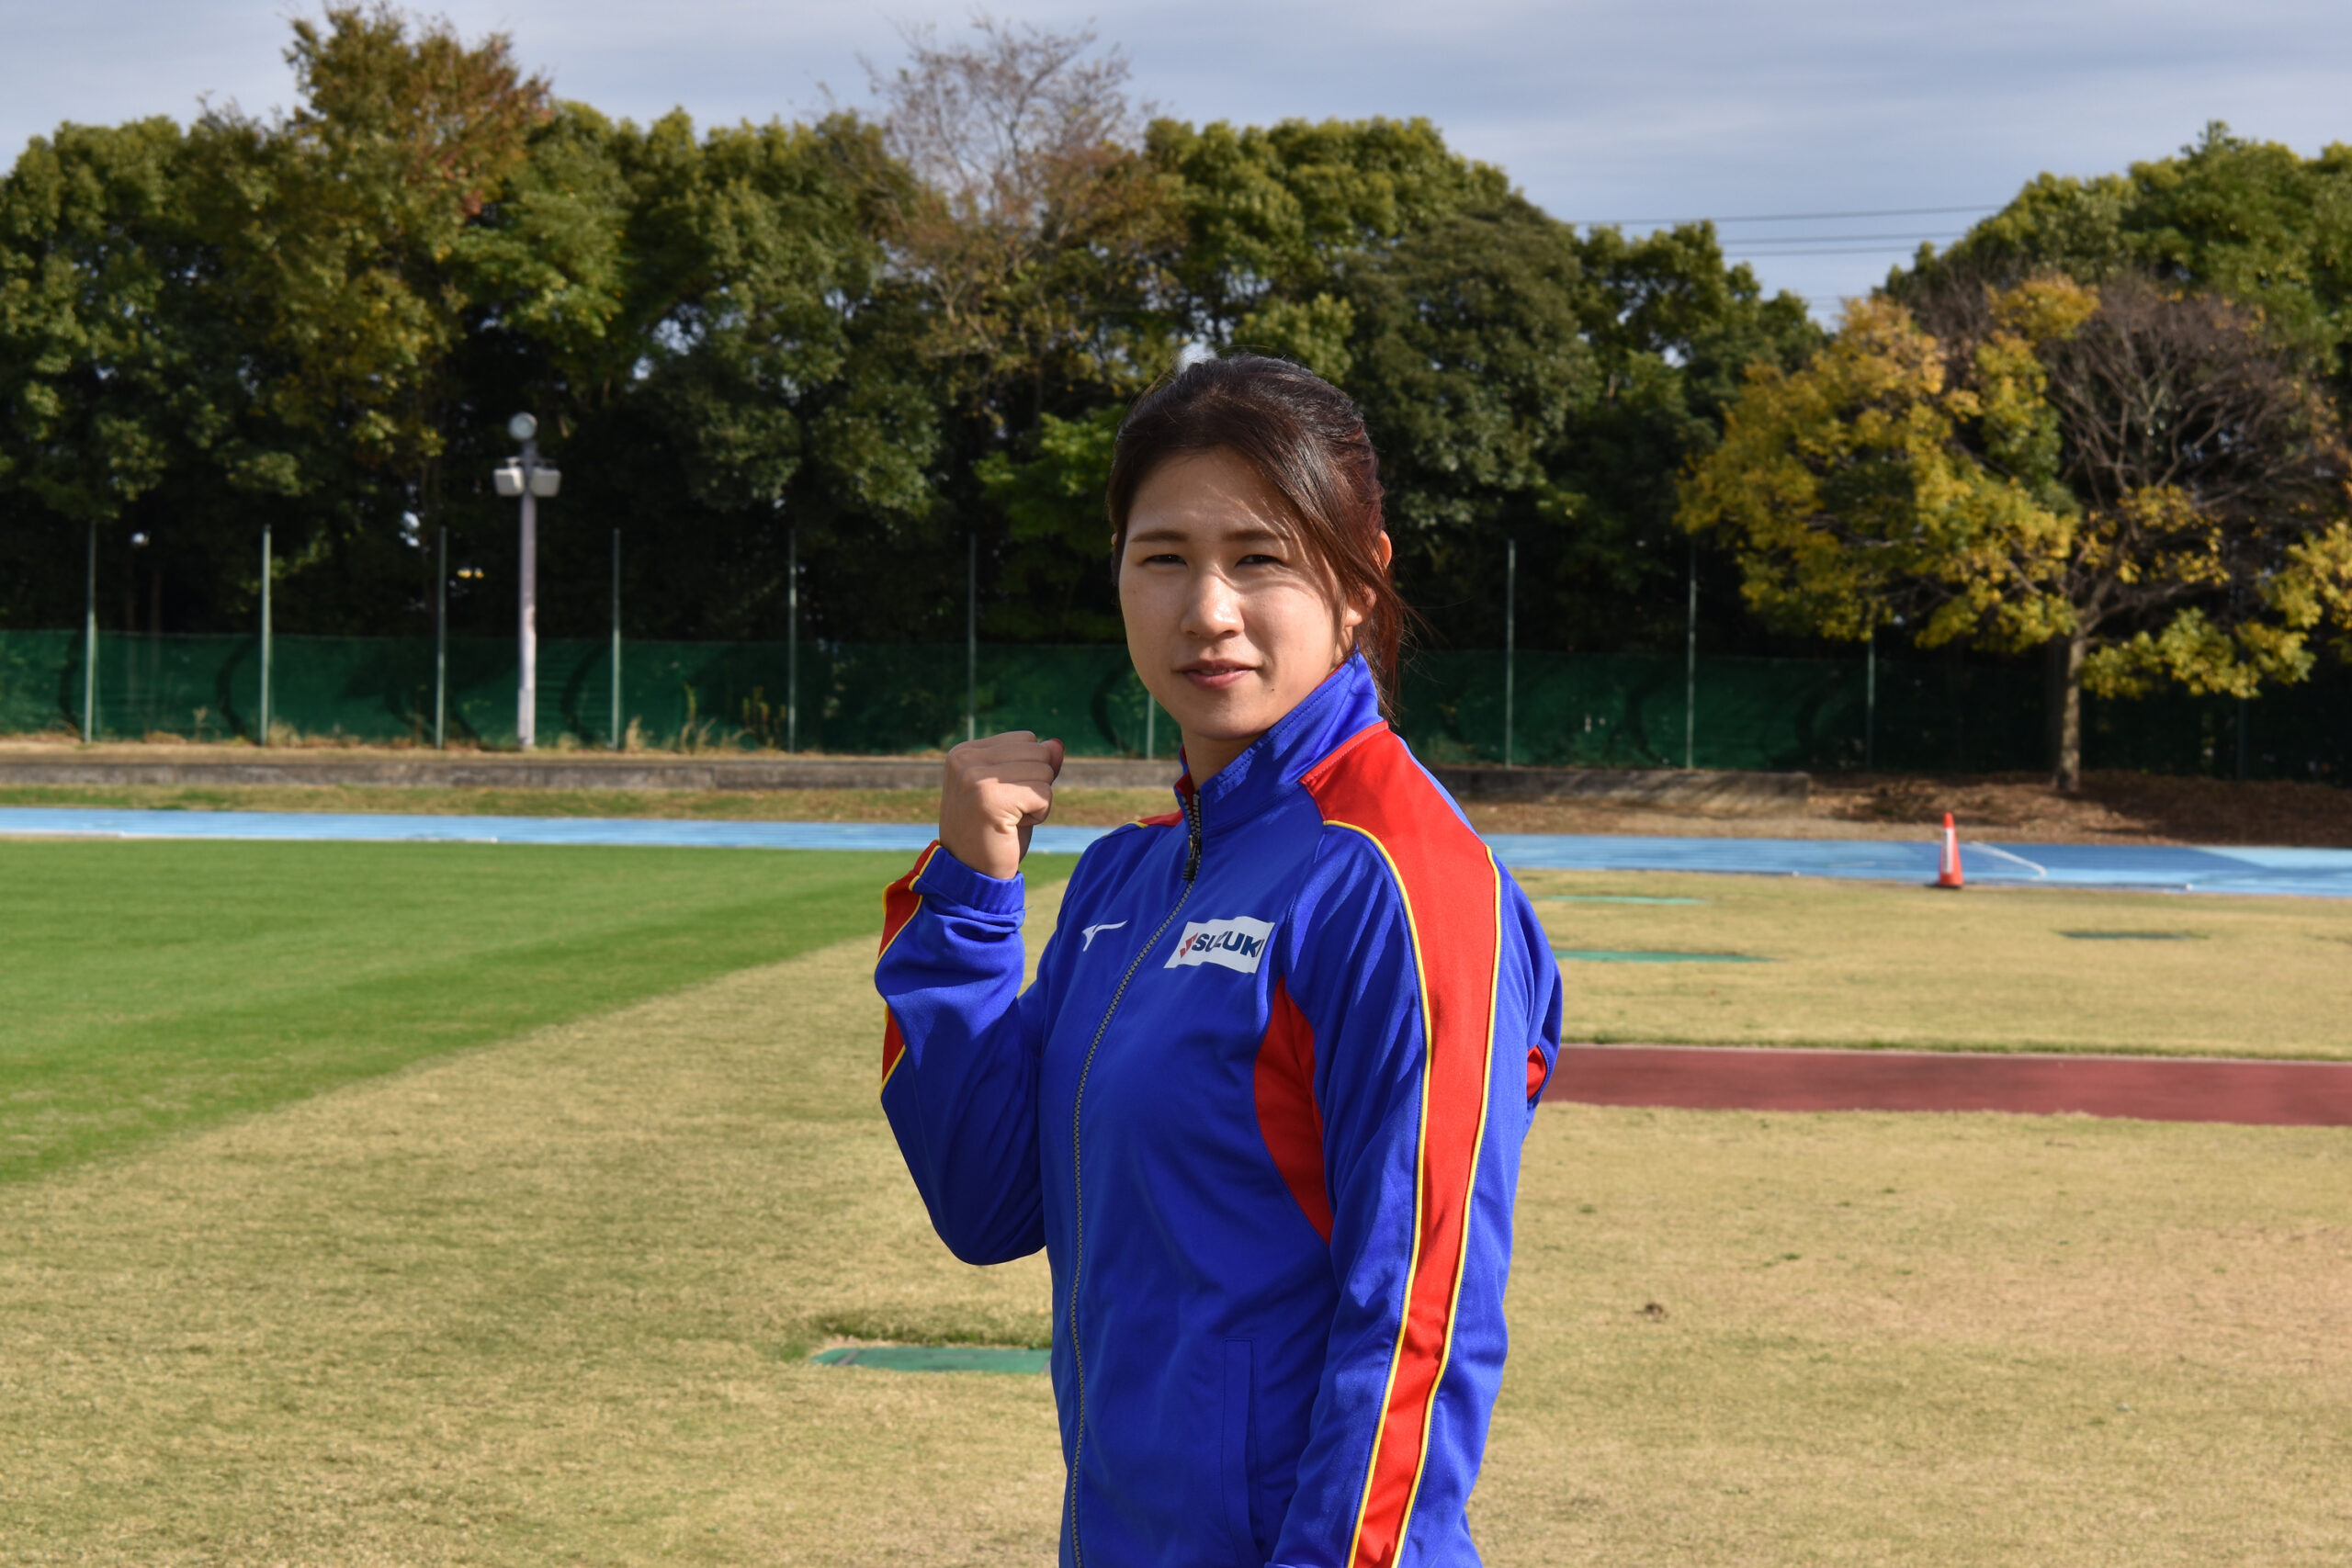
[236,4,552,474]
[1149,115,1509,347]
[1682,281,2352,784]
[1345,197,1593,534]
[1681,291,2079,647]
[1145,118,1820,649]
[1536,222,1826,648]
[1905,122,2352,389]
[975,406,1123,640]
[0,11,1818,655]
[0,113,323,632]
[0,117,190,526]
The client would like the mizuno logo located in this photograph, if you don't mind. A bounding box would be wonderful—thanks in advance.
[1164,916,1275,975]
[1080,920,1126,951]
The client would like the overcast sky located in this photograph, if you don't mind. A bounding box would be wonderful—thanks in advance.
[6,0,2347,316]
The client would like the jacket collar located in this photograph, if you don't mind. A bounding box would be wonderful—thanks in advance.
[1172,653,1385,836]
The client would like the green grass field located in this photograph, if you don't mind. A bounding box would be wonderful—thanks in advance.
[1523,868,2352,1058]
[0,840,1072,1183]
[2,845,2346,1563]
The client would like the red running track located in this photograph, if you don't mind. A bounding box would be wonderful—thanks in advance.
[1544,1044,2352,1127]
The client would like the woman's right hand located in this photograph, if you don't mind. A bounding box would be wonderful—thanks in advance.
[940,731,1065,880]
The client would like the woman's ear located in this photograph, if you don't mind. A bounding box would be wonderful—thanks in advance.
[1336,532,1392,637]
[1340,532,1393,630]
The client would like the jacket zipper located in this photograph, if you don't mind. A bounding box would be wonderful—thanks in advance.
[1065,787,1202,1562]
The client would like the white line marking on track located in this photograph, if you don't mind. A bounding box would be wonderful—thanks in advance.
[1969,842,2048,878]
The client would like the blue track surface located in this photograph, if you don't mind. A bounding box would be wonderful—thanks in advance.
[4,807,2349,898]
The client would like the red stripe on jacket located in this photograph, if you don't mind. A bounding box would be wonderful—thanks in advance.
[1254,980,1331,1243]
[1299,723,1502,1568]
[877,841,940,1089]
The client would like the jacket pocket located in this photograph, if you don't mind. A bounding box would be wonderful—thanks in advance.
[1220,1337,1260,1565]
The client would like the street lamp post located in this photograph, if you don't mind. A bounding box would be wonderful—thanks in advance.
[493,414,560,750]
[435,525,447,750]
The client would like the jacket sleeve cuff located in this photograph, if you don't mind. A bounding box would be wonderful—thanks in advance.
[916,841,1029,919]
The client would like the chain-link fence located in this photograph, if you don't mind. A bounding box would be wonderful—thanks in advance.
[2,629,2346,783]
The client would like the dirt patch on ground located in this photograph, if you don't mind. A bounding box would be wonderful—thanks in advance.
[1815,771,2352,846]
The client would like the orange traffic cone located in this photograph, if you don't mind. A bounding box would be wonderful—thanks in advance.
[1933,812,1965,889]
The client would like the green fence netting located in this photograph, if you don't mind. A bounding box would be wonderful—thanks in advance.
[0,632,1158,758]
[2,629,2346,783]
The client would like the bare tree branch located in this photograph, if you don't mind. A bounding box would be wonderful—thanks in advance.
[855,15,1175,420]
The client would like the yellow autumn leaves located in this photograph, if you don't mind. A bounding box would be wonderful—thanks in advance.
[1680,278,2352,706]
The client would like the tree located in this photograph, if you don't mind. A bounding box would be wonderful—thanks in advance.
[1150,120,1818,651]
[1150,114,1508,369]
[867,16,1176,421]
[419,100,948,645]
[0,9,1830,654]
[973,403,1122,639]
[1681,279,2352,789]
[209,6,551,476]
[0,118,198,626]
[1544,221,1824,649]
[156,4,564,633]
[1900,123,2352,395]
[536,110,941,641]
[858,16,1181,643]
[1332,196,1595,641]
[0,114,331,635]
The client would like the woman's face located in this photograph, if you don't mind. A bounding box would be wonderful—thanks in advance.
[1118,448,1384,783]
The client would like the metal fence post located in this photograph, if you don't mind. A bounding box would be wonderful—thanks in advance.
[966,532,977,744]
[82,523,96,743]
[1503,536,1516,767]
[434,525,447,750]
[786,525,797,754]
[259,525,273,746]
[1865,626,1876,771]
[611,528,624,750]
[1683,540,1697,770]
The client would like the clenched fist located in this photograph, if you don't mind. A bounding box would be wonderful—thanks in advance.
[940,731,1066,881]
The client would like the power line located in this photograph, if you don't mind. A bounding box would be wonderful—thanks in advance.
[1721,230,1970,246]
[1574,203,2000,227]
[1724,243,1954,257]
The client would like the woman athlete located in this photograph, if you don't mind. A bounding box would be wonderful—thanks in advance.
[874,355,1561,1568]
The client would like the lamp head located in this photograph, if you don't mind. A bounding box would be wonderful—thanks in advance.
[506,412,537,443]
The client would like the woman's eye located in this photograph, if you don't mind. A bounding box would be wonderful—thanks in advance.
[1238,553,1283,568]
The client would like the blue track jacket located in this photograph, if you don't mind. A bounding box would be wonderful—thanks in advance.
[874,655,1562,1568]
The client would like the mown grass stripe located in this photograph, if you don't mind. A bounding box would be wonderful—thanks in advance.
[0,839,1079,1184]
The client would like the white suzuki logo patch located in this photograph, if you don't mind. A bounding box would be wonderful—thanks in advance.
[1164,917,1274,974]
